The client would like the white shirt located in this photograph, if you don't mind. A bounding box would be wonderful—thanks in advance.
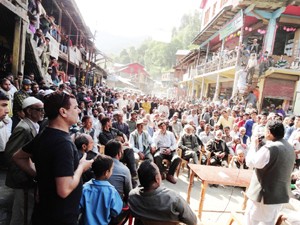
[153,130,177,152]
[246,142,270,169]
[245,142,282,225]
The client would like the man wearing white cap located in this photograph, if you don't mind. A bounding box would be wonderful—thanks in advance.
[5,96,44,225]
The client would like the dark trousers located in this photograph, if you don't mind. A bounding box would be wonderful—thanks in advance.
[121,148,137,177]
[154,151,181,176]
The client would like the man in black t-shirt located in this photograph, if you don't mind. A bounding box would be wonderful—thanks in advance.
[13,92,93,225]
[99,117,137,181]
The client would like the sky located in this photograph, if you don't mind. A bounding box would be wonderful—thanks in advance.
[74,0,200,53]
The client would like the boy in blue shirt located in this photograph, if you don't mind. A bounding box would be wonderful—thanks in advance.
[79,155,123,225]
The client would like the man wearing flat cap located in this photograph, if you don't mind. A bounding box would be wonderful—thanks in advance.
[5,96,44,225]
[129,119,155,162]
[12,79,32,131]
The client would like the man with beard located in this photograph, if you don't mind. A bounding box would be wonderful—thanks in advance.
[5,97,44,225]
[99,117,137,185]
[12,79,31,131]
[13,92,93,225]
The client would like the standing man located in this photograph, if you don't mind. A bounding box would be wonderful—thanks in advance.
[12,79,31,131]
[245,120,295,225]
[5,97,44,225]
[0,78,13,117]
[0,91,9,166]
[13,92,93,225]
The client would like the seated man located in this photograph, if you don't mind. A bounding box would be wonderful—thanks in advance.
[99,117,137,182]
[79,155,123,225]
[112,112,130,139]
[178,124,200,164]
[129,119,155,162]
[206,130,230,167]
[128,161,197,225]
[104,140,132,224]
[153,120,181,184]
[74,134,97,183]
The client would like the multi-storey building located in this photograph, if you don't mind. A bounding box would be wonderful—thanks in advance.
[0,0,107,85]
[177,0,300,113]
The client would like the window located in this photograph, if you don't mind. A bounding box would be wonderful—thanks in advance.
[220,0,228,8]
[212,2,217,17]
[204,8,210,25]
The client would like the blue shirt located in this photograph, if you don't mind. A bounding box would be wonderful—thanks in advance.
[245,119,254,137]
[80,179,123,225]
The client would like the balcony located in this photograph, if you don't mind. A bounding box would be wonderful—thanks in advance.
[197,55,237,76]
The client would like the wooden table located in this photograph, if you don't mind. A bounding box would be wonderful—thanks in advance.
[186,164,253,220]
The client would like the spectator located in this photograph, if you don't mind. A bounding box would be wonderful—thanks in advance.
[246,53,258,85]
[153,120,181,184]
[217,108,234,130]
[99,117,137,184]
[112,112,130,139]
[79,155,123,225]
[275,55,289,68]
[129,119,155,162]
[127,111,137,134]
[170,113,182,139]
[13,91,93,225]
[178,124,200,164]
[5,97,44,225]
[128,161,197,225]
[12,79,31,131]
[206,130,230,167]
[104,140,132,224]
[74,134,97,183]
[229,148,248,169]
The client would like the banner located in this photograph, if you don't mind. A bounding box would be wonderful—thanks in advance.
[219,10,243,40]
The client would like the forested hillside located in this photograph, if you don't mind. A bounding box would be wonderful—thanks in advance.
[114,11,201,79]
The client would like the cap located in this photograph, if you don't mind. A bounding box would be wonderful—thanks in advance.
[22,97,43,109]
[136,119,144,125]
[44,89,54,96]
[22,79,32,85]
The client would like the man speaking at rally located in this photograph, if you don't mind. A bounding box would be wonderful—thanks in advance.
[245,120,295,225]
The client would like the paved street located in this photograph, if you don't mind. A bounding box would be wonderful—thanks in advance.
[162,167,245,225]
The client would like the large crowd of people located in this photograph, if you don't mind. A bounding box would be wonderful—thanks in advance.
[0,74,299,225]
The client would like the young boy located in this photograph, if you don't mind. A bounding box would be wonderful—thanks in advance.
[79,155,123,225]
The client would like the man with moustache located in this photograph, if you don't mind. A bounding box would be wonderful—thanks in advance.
[13,92,93,225]
[5,97,44,225]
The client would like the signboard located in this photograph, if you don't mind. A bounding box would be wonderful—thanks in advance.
[219,10,243,40]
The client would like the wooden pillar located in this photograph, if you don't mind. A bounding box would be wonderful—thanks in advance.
[203,42,210,73]
[264,18,277,54]
[200,77,205,100]
[18,19,27,75]
[232,19,245,99]
[213,39,225,101]
[12,17,21,77]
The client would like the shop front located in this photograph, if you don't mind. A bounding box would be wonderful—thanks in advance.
[260,74,298,112]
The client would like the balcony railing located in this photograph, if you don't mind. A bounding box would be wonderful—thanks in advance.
[197,55,237,76]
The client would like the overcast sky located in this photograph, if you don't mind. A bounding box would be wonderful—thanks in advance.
[74,0,200,52]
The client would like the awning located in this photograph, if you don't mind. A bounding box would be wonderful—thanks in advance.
[192,5,235,45]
